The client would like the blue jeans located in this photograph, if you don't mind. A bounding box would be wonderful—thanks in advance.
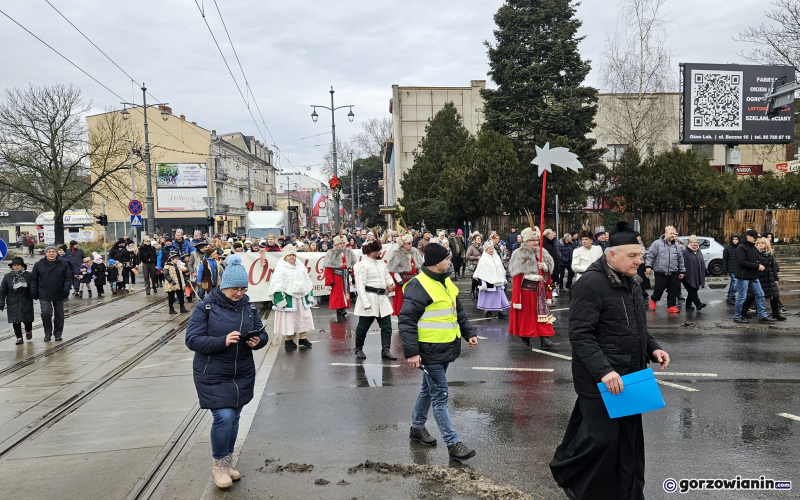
[735,279,767,319]
[412,363,459,446]
[210,407,242,459]
[727,274,740,300]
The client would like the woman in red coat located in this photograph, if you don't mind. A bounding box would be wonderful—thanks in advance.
[323,235,357,320]
[508,227,559,349]
[386,233,422,315]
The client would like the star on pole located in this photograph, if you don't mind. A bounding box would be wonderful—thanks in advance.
[531,142,584,177]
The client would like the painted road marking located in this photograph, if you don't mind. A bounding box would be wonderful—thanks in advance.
[550,308,569,312]
[477,336,489,339]
[778,413,800,422]
[330,362,402,368]
[654,372,717,377]
[657,380,698,392]
[472,367,554,372]
[530,348,573,360]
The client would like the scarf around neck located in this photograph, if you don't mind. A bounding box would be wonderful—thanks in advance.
[10,270,27,289]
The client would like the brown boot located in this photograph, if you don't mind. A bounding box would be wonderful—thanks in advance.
[224,455,241,481]
[212,458,233,488]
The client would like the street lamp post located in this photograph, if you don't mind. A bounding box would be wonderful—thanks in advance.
[349,151,355,231]
[311,87,354,232]
[120,83,169,236]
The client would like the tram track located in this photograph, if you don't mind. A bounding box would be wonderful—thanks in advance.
[0,297,168,378]
[0,289,153,342]
[0,314,191,462]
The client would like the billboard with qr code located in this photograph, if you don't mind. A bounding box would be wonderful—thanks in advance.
[680,63,795,144]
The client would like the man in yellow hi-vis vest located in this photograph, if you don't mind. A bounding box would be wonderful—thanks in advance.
[399,242,478,462]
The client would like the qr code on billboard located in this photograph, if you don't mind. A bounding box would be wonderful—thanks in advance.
[690,70,743,130]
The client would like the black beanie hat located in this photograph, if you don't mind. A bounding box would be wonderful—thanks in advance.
[608,221,639,247]
[423,243,450,267]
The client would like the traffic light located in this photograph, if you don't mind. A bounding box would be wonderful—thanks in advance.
[95,214,108,227]
[207,217,215,227]
[245,201,254,211]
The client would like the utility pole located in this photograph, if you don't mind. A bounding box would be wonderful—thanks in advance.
[120,83,169,236]
[247,163,252,204]
[102,201,107,262]
[350,151,355,231]
[310,87,354,232]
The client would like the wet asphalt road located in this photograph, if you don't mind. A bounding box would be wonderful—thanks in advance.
[206,277,800,500]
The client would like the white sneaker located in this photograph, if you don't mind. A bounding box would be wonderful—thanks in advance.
[552,289,559,297]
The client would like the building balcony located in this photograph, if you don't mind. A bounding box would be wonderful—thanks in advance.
[215,171,228,182]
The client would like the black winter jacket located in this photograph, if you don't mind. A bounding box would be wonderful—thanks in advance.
[559,239,575,267]
[185,287,269,410]
[735,239,760,281]
[0,272,35,324]
[721,233,739,274]
[569,257,662,399]
[754,250,780,299]
[399,267,477,365]
[91,262,107,285]
[30,257,73,301]
[138,244,158,264]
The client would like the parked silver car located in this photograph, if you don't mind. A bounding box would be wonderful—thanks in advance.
[677,236,725,275]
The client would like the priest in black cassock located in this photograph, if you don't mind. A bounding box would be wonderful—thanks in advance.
[550,221,671,500]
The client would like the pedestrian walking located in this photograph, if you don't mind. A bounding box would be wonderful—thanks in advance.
[417,230,432,253]
[739,237,785,321]
[506,227,518,251]
[550,221,671,500]
[473,241,510,318]
[185,253,269,489]
[353,239,397,360]
[197,247,223,300]
[78,256,94,297]
[69,240,86,295]
[722,233,740,305]
[447,229,464,280]
[164,252,189,314]
[139,236,159,295]
[107,259,119,294]
[508,227,558,349]
[466,234,483,299]
[323,235,356,321]
[635,233,651,300]
[267,245,315,351]
[29,245,73,341]
[645,225,685,313]
[388,233,423,316]
[558,232,575,291]
[734,230,775,324]
[26,234,36,256]
[572,229,603,286]
[680,235,707,311]
[0,256,34,345]
[400,242,478,461]
[542,229,561,298]
[91,253,106,298]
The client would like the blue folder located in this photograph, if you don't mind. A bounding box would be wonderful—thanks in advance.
[597,368,666,419]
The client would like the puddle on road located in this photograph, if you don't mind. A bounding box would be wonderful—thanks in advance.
[347,460,535,500]
[356,363,391,388]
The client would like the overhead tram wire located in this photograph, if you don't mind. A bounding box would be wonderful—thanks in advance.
[194,0,308,177]
[0,8,126,102]
[43,0,211,155]
[275,132,329,145]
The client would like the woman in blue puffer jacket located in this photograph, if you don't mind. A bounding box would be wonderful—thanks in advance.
[185,254,269,490]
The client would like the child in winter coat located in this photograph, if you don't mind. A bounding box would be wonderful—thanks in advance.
[79,256,94,298]
[181,254,194,303]
[91,252,107,297]
[115,261,124,292]
[107,259,119,294]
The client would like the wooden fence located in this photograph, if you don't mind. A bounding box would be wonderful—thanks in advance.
[477,209,800,245]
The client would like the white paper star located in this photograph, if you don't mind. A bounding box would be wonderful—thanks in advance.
[531,142,583,177]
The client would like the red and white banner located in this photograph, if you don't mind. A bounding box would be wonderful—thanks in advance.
[239,250,390,302]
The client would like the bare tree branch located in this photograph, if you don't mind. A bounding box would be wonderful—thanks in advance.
[737,0,800,70]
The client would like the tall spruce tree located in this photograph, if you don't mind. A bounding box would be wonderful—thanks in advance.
[399,102,470,204]
[482,0,603,168]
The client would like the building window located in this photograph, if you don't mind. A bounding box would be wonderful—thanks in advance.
[692,144,714,160]
[607,144,627,162]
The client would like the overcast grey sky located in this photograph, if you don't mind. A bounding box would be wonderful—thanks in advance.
[0,0,776,180]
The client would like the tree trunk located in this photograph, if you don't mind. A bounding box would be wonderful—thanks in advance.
[53,212,65,245]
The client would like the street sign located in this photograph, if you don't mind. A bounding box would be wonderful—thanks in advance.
[130,215,143,227]
[776,160,800,173]
[128,199,143,215]
[0,238,6,261]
